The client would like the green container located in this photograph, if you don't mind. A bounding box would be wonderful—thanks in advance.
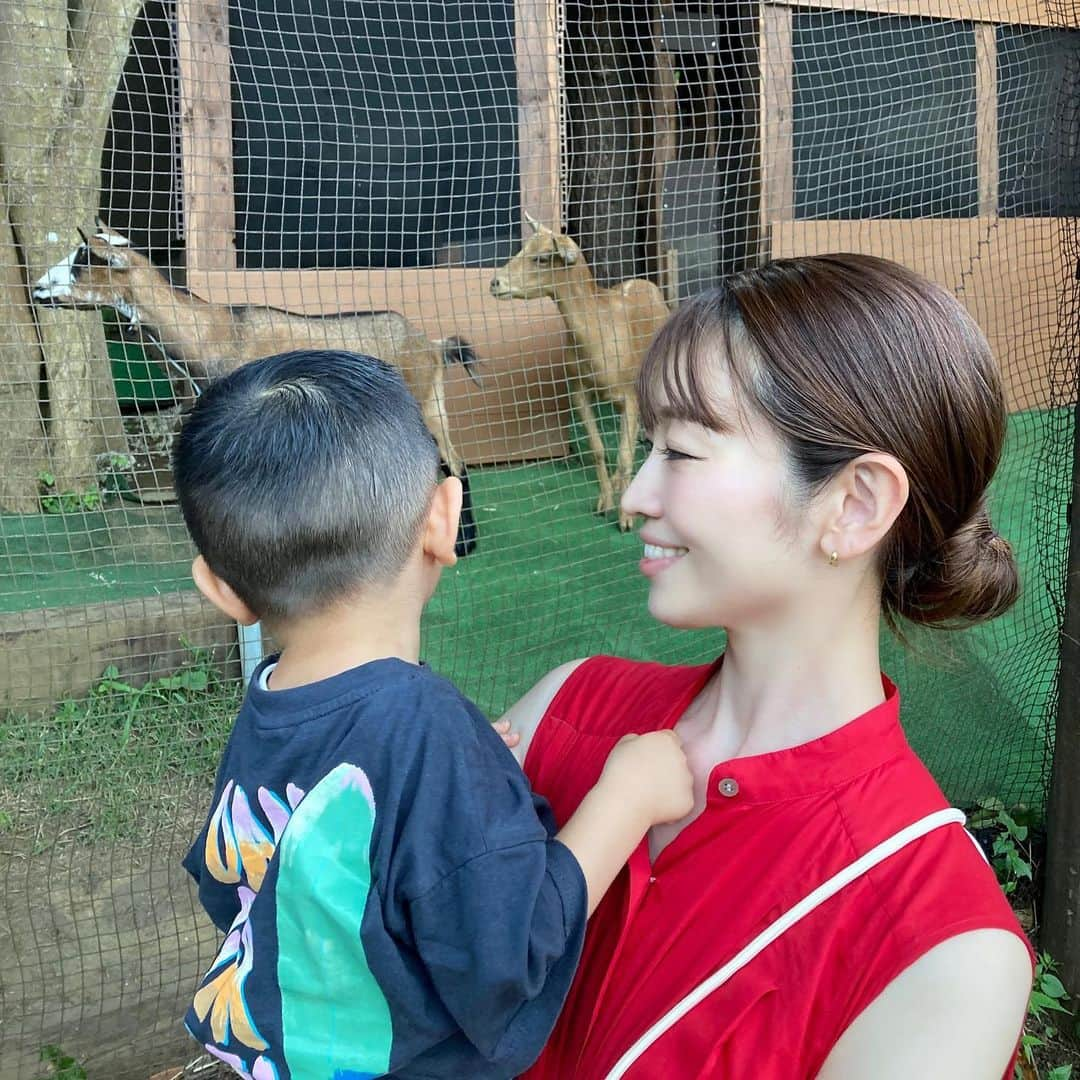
[103,311,174,406]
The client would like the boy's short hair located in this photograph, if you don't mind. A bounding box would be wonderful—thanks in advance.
[173,349,441,621]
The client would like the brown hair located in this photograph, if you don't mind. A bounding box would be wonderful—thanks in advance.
[638,253,1019,629]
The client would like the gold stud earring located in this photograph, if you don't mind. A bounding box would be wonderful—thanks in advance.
[828,551,839,567]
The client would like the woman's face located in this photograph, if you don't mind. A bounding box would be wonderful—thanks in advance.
[622,363,818,631]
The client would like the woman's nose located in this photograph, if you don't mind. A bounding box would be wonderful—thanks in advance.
[621,457,659,519]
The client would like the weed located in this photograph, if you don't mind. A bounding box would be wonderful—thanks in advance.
[1,645,240,843]
[36,452,136,515]
[36,1044,87,1080]
[1016,953,1074,1078]
[37,471,102,515]
[969,797,1036,896]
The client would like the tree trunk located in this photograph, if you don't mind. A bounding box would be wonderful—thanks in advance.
[0,180,48,511]
[0,0,142,505]
[565,1,654,287]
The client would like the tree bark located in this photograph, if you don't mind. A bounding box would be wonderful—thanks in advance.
[0,177,48,511]
[0,0,141,505]
[565,1,654,287]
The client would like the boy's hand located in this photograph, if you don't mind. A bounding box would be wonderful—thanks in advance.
[492,718,521,750]
[599,731,694,827]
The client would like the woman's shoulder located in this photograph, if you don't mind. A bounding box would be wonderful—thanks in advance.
[553,654,714,722]
[501,655,711,767]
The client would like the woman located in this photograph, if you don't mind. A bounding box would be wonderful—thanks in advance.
[501,254,1034,1079]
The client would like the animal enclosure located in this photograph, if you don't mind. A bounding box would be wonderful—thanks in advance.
[0,0,1077,1077]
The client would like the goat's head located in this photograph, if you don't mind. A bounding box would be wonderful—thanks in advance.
[32,220,141,316]
[489,213,585,301]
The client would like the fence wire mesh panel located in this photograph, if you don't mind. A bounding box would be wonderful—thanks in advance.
[0,0,1076,1075]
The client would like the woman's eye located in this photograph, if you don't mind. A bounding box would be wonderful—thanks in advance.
[643,438,696,461]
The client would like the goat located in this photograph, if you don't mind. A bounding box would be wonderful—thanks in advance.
[490,214,669,531]
[33,221,478,553]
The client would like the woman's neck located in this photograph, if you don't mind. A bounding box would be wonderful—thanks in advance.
[684,600,886,763]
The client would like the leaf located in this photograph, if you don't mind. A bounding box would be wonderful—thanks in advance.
[1029,991,1070,1015]
[181,668,209,692]
[1047,1067,1073,1080]
[1040,972,1068,999]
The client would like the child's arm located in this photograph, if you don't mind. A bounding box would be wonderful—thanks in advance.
[407,729,692,1073]
[556,730,693,915]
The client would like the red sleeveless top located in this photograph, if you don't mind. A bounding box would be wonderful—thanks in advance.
[521,656,1030,1080]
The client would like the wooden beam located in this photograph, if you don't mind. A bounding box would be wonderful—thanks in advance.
[771,217,1070,412]
[975,24,999,217]
[761,3,794,245]
[652,7,679,285]
[703,53,719,161]
[516,0,563,233]
[764,0,1074,29]
[176,0,236,272]
[0,590,238,712]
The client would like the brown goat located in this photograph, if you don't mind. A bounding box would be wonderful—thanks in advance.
[33,221,479,553]
[490,215,669,530]
[34,223,473,477]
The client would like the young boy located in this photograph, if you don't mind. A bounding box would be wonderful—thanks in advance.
[174,349,693,1080]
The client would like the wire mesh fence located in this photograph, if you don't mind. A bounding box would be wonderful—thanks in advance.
[0,0,1076,1075]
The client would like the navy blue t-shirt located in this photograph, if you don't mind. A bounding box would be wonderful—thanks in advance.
[183,657,587,1079]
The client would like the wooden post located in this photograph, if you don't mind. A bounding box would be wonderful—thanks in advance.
[974,23,998,217]
[760,2,793,261]
[652,6,678,285]
[177,0,236,271]
[1043,368,1080,989]
[516,0,563,234]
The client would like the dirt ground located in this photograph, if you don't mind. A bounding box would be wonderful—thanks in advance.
[0,823,220,1080]
[6,819,1080,1080]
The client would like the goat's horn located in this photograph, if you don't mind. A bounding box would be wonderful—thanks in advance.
[75,226,89,244]
[523,211,541,233]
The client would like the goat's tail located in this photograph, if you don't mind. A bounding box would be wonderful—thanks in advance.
[437,335,482,386]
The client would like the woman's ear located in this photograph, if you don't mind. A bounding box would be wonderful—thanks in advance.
[191,555,260,625]
[422,476,463,568]
[819,453,909,563]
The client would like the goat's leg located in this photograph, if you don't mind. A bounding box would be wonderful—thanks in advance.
[423,367,477,555]
[614,392,640,531]
[571,383,615,516]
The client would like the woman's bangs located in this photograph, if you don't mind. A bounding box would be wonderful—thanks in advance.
[637,296,736,433]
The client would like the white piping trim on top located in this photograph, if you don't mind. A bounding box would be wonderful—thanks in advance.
[603,807,967,1080]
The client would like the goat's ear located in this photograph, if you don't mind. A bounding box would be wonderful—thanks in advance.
[554,235,579,266]
[88,236,133,269]
[94,218,131,248]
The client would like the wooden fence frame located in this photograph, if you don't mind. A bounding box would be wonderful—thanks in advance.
[174,0,572,466]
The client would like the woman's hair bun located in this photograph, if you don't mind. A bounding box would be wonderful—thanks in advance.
[889,504,1019,628]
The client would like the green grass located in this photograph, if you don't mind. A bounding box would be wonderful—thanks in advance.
[0,406,1068,839]
[0,650,240,843]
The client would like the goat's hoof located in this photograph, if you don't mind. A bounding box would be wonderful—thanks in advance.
[617,513,635,532]
[594,494,616,517]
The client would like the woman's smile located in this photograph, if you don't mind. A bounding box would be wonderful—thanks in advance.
[639,542,689,577]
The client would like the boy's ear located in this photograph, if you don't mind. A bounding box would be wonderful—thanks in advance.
[423,476,464,567]
[191,555,259,625]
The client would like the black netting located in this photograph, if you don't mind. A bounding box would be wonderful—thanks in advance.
[0,0,1076,1075]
